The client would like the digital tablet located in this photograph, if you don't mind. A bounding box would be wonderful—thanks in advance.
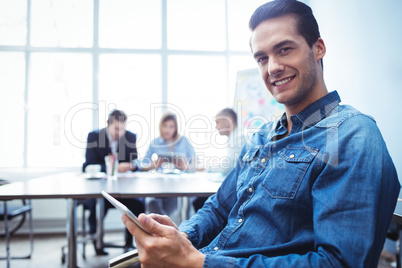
[101,191,150,234]
[156,152,186,163]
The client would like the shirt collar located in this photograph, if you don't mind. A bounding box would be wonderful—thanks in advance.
[106,129,114,143]
[292,91,341,128]
[269,91,341,137]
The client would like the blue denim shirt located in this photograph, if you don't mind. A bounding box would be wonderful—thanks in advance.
[179,91,400,268]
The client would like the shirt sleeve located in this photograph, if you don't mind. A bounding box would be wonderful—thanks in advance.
[182,136,196,164]
[83,132,106,172]
[179,167,240,249]
[305,115,400,267]
[139,141,156,170]
[193,115,400,268]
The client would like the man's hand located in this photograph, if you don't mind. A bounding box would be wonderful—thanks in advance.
[147,214,190,240]
[118,162,133,172]
[146,214,178,230]
[121,213,205,268]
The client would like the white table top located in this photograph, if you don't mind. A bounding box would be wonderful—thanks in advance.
[0,171,224,200]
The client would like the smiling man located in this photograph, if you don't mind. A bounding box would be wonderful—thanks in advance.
[121,1,400,267]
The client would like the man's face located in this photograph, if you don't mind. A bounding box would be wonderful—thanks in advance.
[215,114,233,136]
[250,15,324,111]
[108,120,126,141]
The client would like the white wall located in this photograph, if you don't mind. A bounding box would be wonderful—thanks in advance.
[311,0,402,180]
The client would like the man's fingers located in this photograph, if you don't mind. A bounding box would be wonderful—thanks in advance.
[138,214,175,237]
[121,214,148,239]
[148,214,178,230]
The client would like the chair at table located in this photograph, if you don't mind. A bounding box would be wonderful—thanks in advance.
[61,200,93,264]
[61,198,134,264]
[0,179,34,268]
[387,221,401,268]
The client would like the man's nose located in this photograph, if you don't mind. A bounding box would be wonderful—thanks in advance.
[267,56,284,76]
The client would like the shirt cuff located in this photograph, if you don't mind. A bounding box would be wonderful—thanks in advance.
[131,159,142,171]
[179,225,199,247]
[203,254,235,268]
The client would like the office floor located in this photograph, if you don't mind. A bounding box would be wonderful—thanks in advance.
[0,232,397,268]
[0,231,129,268]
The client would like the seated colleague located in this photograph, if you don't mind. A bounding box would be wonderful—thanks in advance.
[121,1,400,267]
[82,109,144,254]
[193,108,244,212]
[140,113,196,222]
[209,108,243,175]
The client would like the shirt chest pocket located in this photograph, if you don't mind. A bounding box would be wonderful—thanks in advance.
[262,147,318,199]
[237,146,261,190]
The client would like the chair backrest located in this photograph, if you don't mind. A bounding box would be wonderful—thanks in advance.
[0,179,32,235]
[0,179,9,186]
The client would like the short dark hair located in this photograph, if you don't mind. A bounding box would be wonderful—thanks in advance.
[107,110,127,124]
[218,108,238,127]
[249,0,321,48]
[249,0,322,68]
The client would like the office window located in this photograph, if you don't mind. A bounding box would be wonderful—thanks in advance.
[27,53,92,167]
[31,0,93,47]
[0,53,25,167]
[168,55,226,118]
[0,0,266,168]
[167,0,226,51]
[0,0,27,46]
[99,0,162,49]
[98,54,162,156]
[168,55,227,162]
[227,0,267,51]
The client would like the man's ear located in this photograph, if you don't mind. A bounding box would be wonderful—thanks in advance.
[314,38,326,61]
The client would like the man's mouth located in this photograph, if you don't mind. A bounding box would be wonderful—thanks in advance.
[271,76,295,86]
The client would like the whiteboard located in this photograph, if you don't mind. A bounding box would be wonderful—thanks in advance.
[234,68,284,138]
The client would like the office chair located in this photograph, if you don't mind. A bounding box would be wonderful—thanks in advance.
[61,200,93,264]
[387,221,401,268]
[0,179,34,268]
[61,199,134,264]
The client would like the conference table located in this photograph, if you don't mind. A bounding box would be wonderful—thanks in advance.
[0,171,223,268]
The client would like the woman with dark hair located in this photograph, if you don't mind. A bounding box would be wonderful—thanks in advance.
[140,112,196,171]
[140,112,196,222]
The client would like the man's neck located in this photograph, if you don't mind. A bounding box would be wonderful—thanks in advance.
[226,126,237,137]
[284,85,328,134]
[106,128,116,142]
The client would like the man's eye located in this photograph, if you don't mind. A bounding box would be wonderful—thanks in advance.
[257,56,268,65]
[279,47,291,54]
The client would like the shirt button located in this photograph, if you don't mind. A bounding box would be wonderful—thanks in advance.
[261,158,266,163]
[238,219,243,223]
[289,154,295,159]
[248,187,253,193]
[214,247,219,251]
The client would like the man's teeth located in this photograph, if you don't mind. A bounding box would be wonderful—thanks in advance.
[275,77,292,86]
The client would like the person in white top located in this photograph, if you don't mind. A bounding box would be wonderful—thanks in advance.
[193,108,244,211]
[212,108,244,174]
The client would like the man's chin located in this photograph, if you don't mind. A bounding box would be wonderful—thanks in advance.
[272,90,293,105]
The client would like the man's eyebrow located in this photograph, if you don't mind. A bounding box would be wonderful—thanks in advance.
[273,40,297,50]
[253,51,265,60]
[253,40,297,59]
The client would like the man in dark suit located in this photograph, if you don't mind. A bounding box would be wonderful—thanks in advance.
[83,109,144,254]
